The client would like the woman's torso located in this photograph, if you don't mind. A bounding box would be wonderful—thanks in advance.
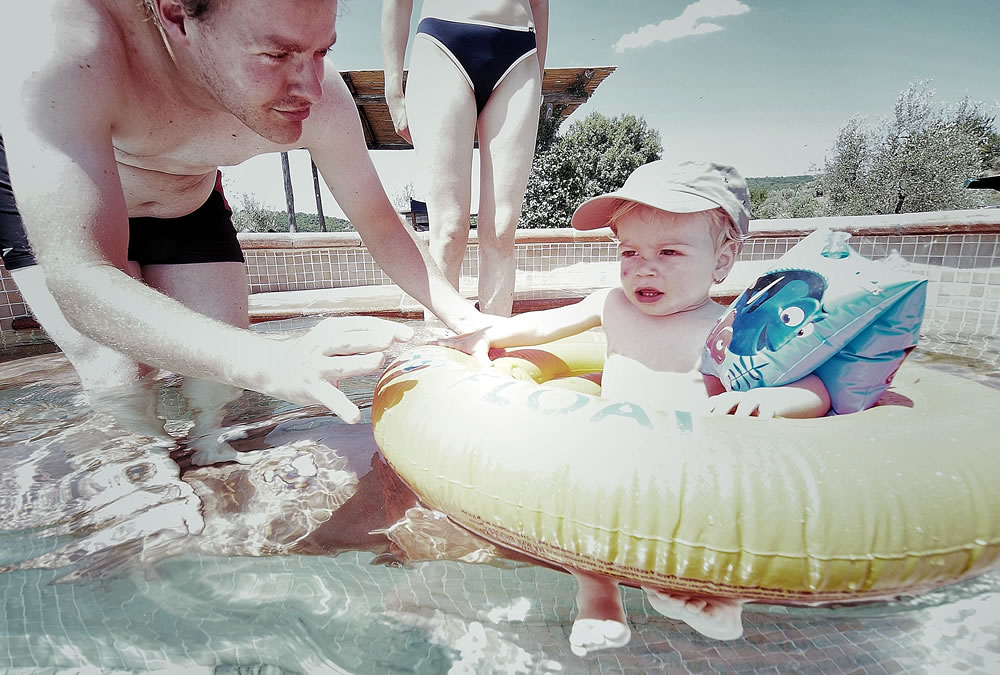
[418,0,534,26]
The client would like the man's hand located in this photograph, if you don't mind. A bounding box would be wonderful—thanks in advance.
[265,317,414,423]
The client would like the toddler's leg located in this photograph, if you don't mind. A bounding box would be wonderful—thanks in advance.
[569,570,631,656]
[643,587,744,640]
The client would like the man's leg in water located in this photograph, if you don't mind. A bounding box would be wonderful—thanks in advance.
[643,587,745,640]
[10,265,172,443]
[569,570,631,656]
[141,261,248,465]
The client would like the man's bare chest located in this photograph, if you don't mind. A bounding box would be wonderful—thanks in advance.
[110,101,281,217]
[113,106,274,175]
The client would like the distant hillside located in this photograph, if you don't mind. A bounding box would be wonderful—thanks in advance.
[747,175,816,192]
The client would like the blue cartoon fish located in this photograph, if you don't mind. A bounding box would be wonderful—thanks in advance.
[729,269,828,357]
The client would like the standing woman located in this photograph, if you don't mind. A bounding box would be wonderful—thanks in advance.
[382,0,548,317]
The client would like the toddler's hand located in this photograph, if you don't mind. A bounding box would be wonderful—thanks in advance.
[433,327,493,365]
[708,374,830,419]
[707,388,799,419]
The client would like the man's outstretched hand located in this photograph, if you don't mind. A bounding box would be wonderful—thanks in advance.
[256,316,414,423]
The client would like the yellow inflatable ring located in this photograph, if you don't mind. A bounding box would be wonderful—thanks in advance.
[372,336,1000,603]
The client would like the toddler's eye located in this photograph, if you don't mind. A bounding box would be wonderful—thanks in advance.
[780,306,806,327]
[660,249,678,256]
[620,250,636,257]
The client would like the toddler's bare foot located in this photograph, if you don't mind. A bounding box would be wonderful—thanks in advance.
[643,587,744,640]
[570,571,631,656]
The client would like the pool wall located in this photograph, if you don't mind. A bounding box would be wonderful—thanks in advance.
[2,208,999,360]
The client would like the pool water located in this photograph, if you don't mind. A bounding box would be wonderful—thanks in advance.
[1,320,999,674]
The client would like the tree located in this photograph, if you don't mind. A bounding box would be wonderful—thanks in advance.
[390,181,417,212]
[821,81,999,216]
[230,192,354,233]
[520,112,662,228]
[753,185,822,220]
[231,192,279,233]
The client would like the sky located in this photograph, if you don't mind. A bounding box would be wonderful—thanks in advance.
[222,0,1000,218]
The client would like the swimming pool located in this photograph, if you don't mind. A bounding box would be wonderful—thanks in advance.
[1,313,999,673]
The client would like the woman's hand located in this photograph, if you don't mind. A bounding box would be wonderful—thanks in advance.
[385,91,412,144]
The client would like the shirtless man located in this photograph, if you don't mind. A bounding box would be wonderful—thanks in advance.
[0,0,488,443]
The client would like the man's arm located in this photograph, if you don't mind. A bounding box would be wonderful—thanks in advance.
[0,14,403,421]
[304,71,485,335]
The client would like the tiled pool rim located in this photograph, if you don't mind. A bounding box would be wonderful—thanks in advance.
[2,208,999,361]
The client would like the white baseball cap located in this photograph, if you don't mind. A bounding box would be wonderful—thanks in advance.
[571,159,752,235]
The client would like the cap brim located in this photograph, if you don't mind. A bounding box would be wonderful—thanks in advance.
[571,186,722,230]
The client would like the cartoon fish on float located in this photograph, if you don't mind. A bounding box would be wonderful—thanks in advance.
[702,228,927,413]
[713,270,828,390]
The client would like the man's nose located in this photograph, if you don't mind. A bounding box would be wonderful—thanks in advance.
[289,56,324,102]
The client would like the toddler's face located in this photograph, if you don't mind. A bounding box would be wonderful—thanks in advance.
[616,209,724,316]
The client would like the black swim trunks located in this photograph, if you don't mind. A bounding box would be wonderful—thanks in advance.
[0,135,244,271]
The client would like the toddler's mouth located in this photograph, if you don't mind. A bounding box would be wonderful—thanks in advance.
[634,288,663,303]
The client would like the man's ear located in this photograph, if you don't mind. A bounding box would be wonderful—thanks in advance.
[153,0,191,40]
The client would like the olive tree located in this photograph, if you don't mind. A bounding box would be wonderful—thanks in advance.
[822,81,999,216]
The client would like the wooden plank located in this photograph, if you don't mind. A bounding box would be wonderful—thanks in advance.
[340,66,617,150]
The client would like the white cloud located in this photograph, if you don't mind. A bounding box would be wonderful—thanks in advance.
[613,0,750,53]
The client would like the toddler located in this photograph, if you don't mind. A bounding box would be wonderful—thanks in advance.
[442,160,830,654]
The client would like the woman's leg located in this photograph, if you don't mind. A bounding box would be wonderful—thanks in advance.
[475,54,541,316]
[404,37,479,321]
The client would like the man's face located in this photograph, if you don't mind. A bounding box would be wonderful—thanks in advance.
[185,0,338,144]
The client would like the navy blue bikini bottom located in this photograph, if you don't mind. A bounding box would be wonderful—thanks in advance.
[415,17,537,114]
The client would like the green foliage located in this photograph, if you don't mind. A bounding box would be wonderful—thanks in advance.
[753,182,823,219]
[821,81,1000,215]
[535,102,569,152]
[746,176,815,216]
[272,211,354,232]
[231,192,279,233]
[521,112,662,228]
[747,176,819,219]
[231,192,353,232]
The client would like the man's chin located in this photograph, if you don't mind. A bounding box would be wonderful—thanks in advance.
[244,117,304,146]
[263,123,304,146]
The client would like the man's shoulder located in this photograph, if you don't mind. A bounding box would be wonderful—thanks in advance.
[3,0,129,87]
[298,68,364,150]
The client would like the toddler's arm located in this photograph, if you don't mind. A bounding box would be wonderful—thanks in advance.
[438,289,608,356]
[706,374,831,419]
